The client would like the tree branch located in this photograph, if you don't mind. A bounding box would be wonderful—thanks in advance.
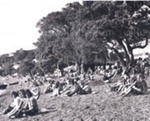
[131,39,148,49]
[106,43,126,66]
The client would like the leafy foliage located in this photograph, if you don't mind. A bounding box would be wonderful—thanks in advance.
[2,63,14,76]
[18,60,35,76]
[35,1,150,73]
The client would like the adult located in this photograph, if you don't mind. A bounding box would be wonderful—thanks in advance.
[52,81,61,96]
[120,74,147,96]
[3,91,23,118]
[24,89,38,116]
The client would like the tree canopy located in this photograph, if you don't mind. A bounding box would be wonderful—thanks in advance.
[35,1,150,73]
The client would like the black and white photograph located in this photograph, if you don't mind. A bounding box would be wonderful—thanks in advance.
[0,0,150,121]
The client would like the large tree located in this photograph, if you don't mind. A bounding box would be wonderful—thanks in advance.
[79,1,150,71]
[35,1,150,74]
[35,2,84,73]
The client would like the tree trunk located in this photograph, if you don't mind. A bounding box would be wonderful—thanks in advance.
[60,69,64,77]
[77,62,81,74]
[121,39,134,74]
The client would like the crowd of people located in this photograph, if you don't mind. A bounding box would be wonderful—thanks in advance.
[103,58,149,96]
[2,56,150,119]
[44,73,92,97]
[2,67,93,119]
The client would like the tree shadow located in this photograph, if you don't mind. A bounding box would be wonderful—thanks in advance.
[16,107,57,119]
[37,107,57,116]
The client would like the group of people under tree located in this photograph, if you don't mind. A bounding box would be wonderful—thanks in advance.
[103,57,150,96]
[2,54,150,119]
[25,55,150,98]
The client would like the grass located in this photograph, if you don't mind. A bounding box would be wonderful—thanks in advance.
[0,75,150,121]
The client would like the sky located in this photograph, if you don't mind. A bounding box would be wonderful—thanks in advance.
[0,0,149,55]
[0,0,82,55]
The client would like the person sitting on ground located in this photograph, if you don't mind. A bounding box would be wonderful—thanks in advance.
[3,91,23,118]
[131,74,147,95]
[142,59,149,77]
[30,85,40,100]
[135,57,143,74]
[52,81,63,96]
[27,77,38,87]
[65,79,82,97]
[118,74,136,95]
[77,78,92,94]
[24,89,38,116]
[63,79,91,97]
[52,81,61,96]
[44,80,55,94]
[103,69,109,80]
[120,74,147,96]
[15,89,28,117]
[103,68,116,83]
[111,66,118,78]
[109,73,129,92]
[60,79,73,95]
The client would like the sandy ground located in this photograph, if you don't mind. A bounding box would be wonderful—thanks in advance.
[0,76,150,121]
